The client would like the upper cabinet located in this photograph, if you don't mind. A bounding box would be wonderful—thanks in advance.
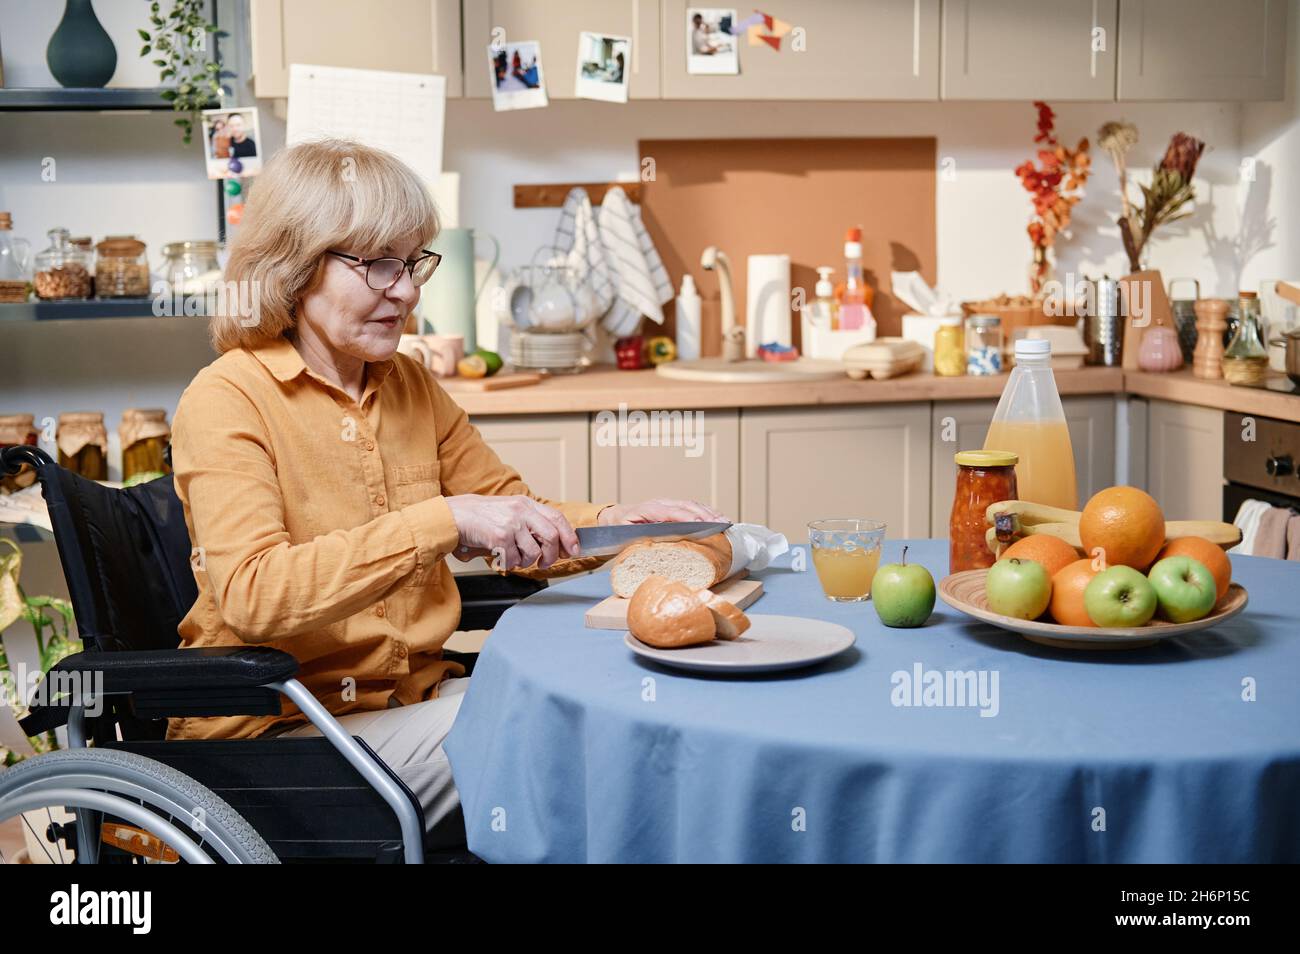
[660,0,940,100]
[249,0,463,98]
[1117,0,1288,101]
[942,0,1117,100]
[462,0,661,99]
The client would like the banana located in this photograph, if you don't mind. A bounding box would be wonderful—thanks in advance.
[984,518,1241,558]
[1165,520,1242,549]
[984,499,1082,527]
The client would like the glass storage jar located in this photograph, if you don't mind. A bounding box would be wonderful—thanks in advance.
[934,316,966,376]
[965,315,1003,375]
[0,212,32,303]
[119,408,171,482]
[949,450,1019,574]
[0,413,39,493]
[96,236,151,298]
[160,241,222,296]
[57,411,108,481]
[1222,291,1270,386]
[34,228,93,300]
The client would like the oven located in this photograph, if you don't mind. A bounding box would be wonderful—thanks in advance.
[1223,412,1300,521]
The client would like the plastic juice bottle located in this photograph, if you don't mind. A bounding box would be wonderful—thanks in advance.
[982,338,1078,510]
[833,227,875,336]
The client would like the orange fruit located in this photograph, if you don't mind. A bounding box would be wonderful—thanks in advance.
[1049,558,1101,627]
[999,534,1081,579]
[1157,536,1232,602]
[1078,486,1166,571]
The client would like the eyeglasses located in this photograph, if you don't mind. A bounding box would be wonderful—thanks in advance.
[326,249,442,290]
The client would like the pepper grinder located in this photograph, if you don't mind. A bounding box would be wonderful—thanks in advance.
[1192,298,1228,379]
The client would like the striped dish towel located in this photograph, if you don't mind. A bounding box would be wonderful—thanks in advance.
[598,185,674,337]
[553,187,616,325]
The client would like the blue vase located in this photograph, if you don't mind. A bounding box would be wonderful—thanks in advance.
[46,0,118,88]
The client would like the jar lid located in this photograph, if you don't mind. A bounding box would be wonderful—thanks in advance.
[163,240,219,256]
[1014,338,1051,356]
[940,316,963,326]
[1239,290,1258,299]
[97,236,146,256]
[967,314,1002,327]
[58,411,105,424]
[954,449,1018,467]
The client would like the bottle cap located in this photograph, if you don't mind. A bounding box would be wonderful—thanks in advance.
[680,274,696,296]
[954,450,1018,467]
[815,266,834,297]
[1014,338,1051,356]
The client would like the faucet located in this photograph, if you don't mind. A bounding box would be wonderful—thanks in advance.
[701,246,744,362]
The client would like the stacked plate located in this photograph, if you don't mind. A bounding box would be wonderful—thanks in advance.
[510,330,589,374]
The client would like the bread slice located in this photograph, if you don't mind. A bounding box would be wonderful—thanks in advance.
[609,534,732,598]
[702,594,750,640]
[626,575,717,648]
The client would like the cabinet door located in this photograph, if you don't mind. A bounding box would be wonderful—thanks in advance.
[451,414,591,574]
[463,0,661,99]
[1117,0,1287,101]
[941,0,1117,100]
[741,404,932,541]
[1063,395,1116,504]
[660,0,939,100]
[1145,400,1225,521]
[590,409,739,517]
[250,0,463,98]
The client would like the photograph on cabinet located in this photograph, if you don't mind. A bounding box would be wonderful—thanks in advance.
[489,40,549,111]
[575,31,631,103]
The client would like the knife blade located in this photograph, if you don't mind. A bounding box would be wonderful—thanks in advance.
[575,521,731,557]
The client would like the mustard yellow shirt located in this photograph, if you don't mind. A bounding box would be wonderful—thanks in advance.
[166,336,610,741]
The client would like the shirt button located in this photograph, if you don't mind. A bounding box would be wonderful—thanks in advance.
[375,494,386,507]
[364,440,375,451]
[375,604,386,618]
[396,642,407,658]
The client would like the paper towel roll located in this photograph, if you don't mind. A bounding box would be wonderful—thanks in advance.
[746,254,791,358]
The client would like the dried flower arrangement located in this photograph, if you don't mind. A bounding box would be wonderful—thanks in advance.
[1015,101,1092,295]
[1098,121,1206,273]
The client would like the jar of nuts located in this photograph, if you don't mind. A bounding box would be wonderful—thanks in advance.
[34,228,93,300]
[96,236,151,298]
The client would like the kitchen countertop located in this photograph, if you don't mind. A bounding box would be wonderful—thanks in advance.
[442,363,1300,422]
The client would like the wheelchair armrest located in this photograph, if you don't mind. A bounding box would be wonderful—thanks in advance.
[43,646,299,692]
[17,647,298,735]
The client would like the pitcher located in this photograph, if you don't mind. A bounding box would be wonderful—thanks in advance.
[420,227,499,353]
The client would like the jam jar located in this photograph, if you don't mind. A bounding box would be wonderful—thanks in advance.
[949,449,1019,574]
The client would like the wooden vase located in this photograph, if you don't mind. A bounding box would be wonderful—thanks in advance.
[1192,298,1228,380]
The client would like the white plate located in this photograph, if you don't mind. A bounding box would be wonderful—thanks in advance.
[623,614,856,673]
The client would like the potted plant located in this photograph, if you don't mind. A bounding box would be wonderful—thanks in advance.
[139,0,231,144]
[1,539,82,863]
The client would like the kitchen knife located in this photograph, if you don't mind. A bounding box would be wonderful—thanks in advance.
[575,521,731,557]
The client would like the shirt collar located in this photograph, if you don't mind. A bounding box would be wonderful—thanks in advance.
[248,334,398,400]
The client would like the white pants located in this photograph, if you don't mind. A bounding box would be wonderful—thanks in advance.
[264,677,471,835]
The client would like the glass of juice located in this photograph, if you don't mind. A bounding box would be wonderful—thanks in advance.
[807,519,886,602]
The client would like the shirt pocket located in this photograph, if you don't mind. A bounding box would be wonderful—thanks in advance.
[392,461,443,588]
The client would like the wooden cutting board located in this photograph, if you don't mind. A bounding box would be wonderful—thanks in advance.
[585,575,764,630]
[453,371,544,391]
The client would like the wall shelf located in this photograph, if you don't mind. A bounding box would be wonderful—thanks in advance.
[0,87,183,112]
[0,299,207,322]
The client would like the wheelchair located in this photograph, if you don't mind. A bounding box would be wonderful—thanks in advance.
[0,445,546,864]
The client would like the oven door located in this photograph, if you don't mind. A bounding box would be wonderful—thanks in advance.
[1222,412,1300,521]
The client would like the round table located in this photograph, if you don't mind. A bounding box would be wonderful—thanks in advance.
[443,539,1300,863]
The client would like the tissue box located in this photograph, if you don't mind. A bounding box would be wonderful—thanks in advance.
[901,313,961,372]
[800,312,876,360]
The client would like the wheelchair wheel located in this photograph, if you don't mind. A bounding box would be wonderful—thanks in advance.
[0,748,278,864]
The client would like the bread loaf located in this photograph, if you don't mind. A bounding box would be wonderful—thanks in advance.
[609,533,732,598]
[626,575,750,648]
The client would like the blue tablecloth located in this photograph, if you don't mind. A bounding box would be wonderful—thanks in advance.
[443,539,1300,863]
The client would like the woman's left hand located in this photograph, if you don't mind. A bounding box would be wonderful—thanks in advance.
[598,498,728,526]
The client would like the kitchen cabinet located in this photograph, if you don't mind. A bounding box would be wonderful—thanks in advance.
[462,0,661,99]
[740,404,932,541]
[249,0,463,99]
[659,0,940,100]
[450,413,591,574]
[929,396,1116,530]
[1144,399,1225,520]
[1117,0,1287,101]
[941,0,1118,100]
[590,410,739,517]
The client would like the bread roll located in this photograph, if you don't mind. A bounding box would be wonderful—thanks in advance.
[609,533,732,598]
[703,594,750,640]
[626,575,717,648]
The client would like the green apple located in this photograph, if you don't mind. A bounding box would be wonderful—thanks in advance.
[871,546,936,628]
[985,558,1051,620]
[1147,556,1217,623]
[1084,565,1157,627]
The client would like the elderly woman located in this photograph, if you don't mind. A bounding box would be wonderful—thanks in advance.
[165,139,723,836]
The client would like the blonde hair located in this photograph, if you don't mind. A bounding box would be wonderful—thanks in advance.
[210,138,440,353]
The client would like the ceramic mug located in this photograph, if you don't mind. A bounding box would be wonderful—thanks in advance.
[423,334,464,377]
[397,334,433,368]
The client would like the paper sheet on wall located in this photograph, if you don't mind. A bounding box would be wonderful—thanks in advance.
[286,64,446,186]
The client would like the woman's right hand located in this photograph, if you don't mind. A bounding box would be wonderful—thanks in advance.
[445,494,580,570]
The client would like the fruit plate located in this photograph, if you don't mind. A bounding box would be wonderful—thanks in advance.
[624,614,856,672]
[939,569,1248,650]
